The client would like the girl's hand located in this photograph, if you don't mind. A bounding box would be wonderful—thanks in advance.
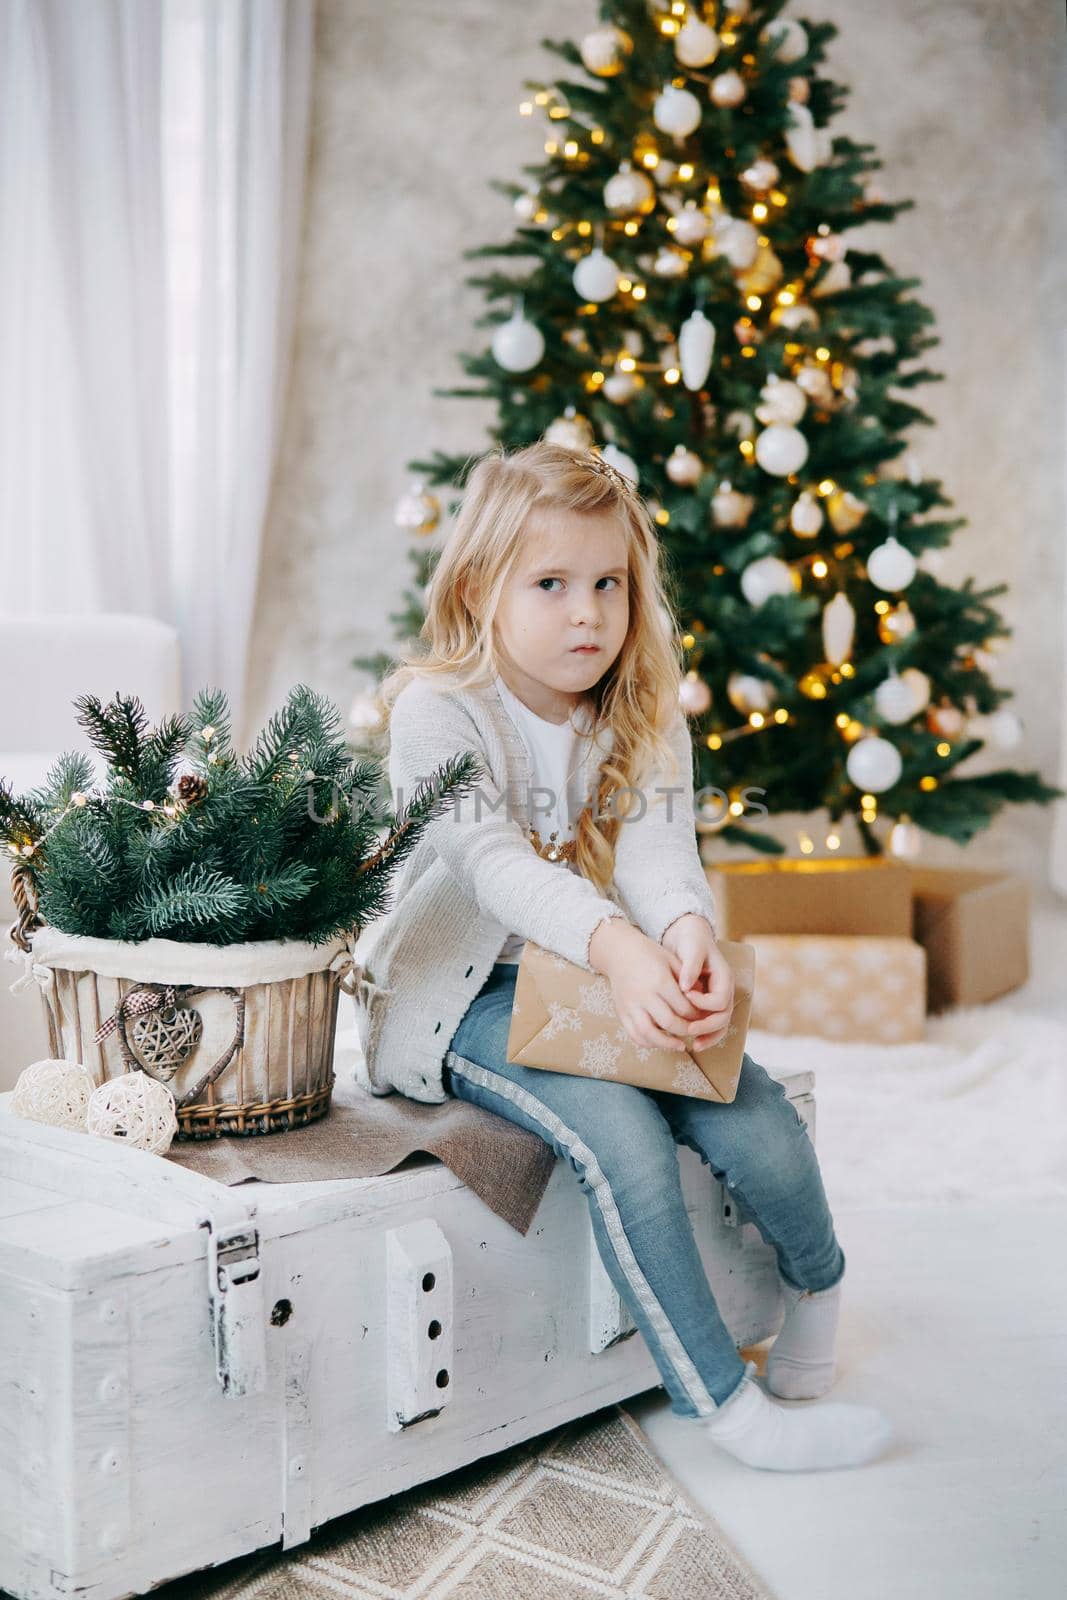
[661,914,735,1050]
[588,919,704,1052]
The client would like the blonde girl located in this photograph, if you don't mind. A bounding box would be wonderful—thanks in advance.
[362,440,892,1473]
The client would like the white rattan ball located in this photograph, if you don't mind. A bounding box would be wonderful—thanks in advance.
[86,1071,179,1155]
[12,1058,95,1129]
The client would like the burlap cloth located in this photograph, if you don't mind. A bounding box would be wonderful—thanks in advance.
[163,1072,557,1235]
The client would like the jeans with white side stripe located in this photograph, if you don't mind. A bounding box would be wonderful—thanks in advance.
[443,960,846,1418]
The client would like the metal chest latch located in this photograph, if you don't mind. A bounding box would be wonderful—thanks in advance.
[202,1217,267,1398]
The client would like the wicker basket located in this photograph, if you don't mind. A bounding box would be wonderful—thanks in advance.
[8,865,363,1139]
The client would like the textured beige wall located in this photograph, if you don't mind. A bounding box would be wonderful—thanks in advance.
[246,0,1066,880]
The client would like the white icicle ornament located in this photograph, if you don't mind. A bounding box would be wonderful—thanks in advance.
[822,591,856,665]
[678,308,716,390]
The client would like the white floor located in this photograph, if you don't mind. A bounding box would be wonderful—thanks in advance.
[625,890,1067,1600]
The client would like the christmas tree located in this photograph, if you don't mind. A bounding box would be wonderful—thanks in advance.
[2,686,480,947]
[353,0,1060,856]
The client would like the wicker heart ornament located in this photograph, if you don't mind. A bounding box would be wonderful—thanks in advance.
[128,1003,203,1081]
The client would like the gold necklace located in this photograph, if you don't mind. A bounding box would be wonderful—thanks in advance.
[528,803,592,863]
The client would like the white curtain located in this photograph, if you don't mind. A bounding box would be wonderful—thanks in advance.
[0,0,314,745]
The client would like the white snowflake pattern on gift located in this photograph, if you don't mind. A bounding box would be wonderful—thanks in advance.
[541,999,584,1042]
[577,979,615,1017]
[579,1031,623,1078]
[544,950,570,972]
[613,1026,653,1063]
[672,1058,711,1096]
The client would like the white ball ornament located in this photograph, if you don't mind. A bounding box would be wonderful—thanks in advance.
[653,247,690,278]
[784,102,820,172]
[604,162,656,217]
[790,491,824,536]
[867,535,917,591]
[900,668,931,714]
[712,215,759,270]
[711,481,755,528]
[86,1071,179,1155]
[600,443,639,485]
[741,555,795,606]
[491,308,545,372]
[773,302,819,333]
[875,669,920,725]
[727,672,773,714]
[13,1058,94,1129]
[513,192,539,222]
[756,375,807,426]
[666,446,703,487]
[653,84,702,139]
[764,17,809,64]
[672,205,711,247]
[580,25,633,77]
[740,158,780,194]
[393,480,441,534]
[675,16,721,69]
[679,673,713,715]
[573,247,621,302]
[678,308,716,390]
[545,411,595,451]
[846,735,903,794]
[811,259,852,297]
[602,369,639,404]
[984,708,1024,750]
[754,423,809,477]
[709,69,746,108]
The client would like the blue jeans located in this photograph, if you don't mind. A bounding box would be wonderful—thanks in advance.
[444,961,846,1418]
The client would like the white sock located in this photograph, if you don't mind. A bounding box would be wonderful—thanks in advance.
[766,1275,843,1400]
[698,1360,893,1473]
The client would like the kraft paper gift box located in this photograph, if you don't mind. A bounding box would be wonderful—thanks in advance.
[506,939,756,1103]
[704,857,913,939]
[903,864,1030,1011]
[745,933,926,1043]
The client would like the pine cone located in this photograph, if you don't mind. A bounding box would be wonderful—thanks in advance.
[176,773,209,805]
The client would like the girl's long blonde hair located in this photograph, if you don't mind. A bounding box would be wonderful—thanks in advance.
[378,439,690,894]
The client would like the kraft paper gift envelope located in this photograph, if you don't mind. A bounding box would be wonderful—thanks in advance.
[506,939,756,1103]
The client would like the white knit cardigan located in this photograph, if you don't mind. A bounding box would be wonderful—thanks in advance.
[352,673,720,1103]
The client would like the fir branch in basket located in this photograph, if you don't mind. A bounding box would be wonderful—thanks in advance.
[3,684,484,948]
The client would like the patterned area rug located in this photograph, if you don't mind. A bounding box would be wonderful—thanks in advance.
[159,1401,776,1600]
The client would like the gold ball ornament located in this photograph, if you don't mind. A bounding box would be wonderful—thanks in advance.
[580,25,633,77]
[393,481,441,536]
[826,488,867,533]
[709,69,747,109]
[877,601,916,644]
[737,244,785,295]
[790,491,824,536]
[711,481,755,528]
[13,1058,94,1129]
[545,411,595,451]
[604,161,656,217]
[666,446,703,487]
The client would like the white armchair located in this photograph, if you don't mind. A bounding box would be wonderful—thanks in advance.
[0,614,182,1090]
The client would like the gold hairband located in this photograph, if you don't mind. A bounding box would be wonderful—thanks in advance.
[585,451,639,499]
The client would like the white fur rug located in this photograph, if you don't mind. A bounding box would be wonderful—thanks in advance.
[750,1001,1067,1209]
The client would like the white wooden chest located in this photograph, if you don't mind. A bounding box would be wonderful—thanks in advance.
[0,1068,815,1600]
